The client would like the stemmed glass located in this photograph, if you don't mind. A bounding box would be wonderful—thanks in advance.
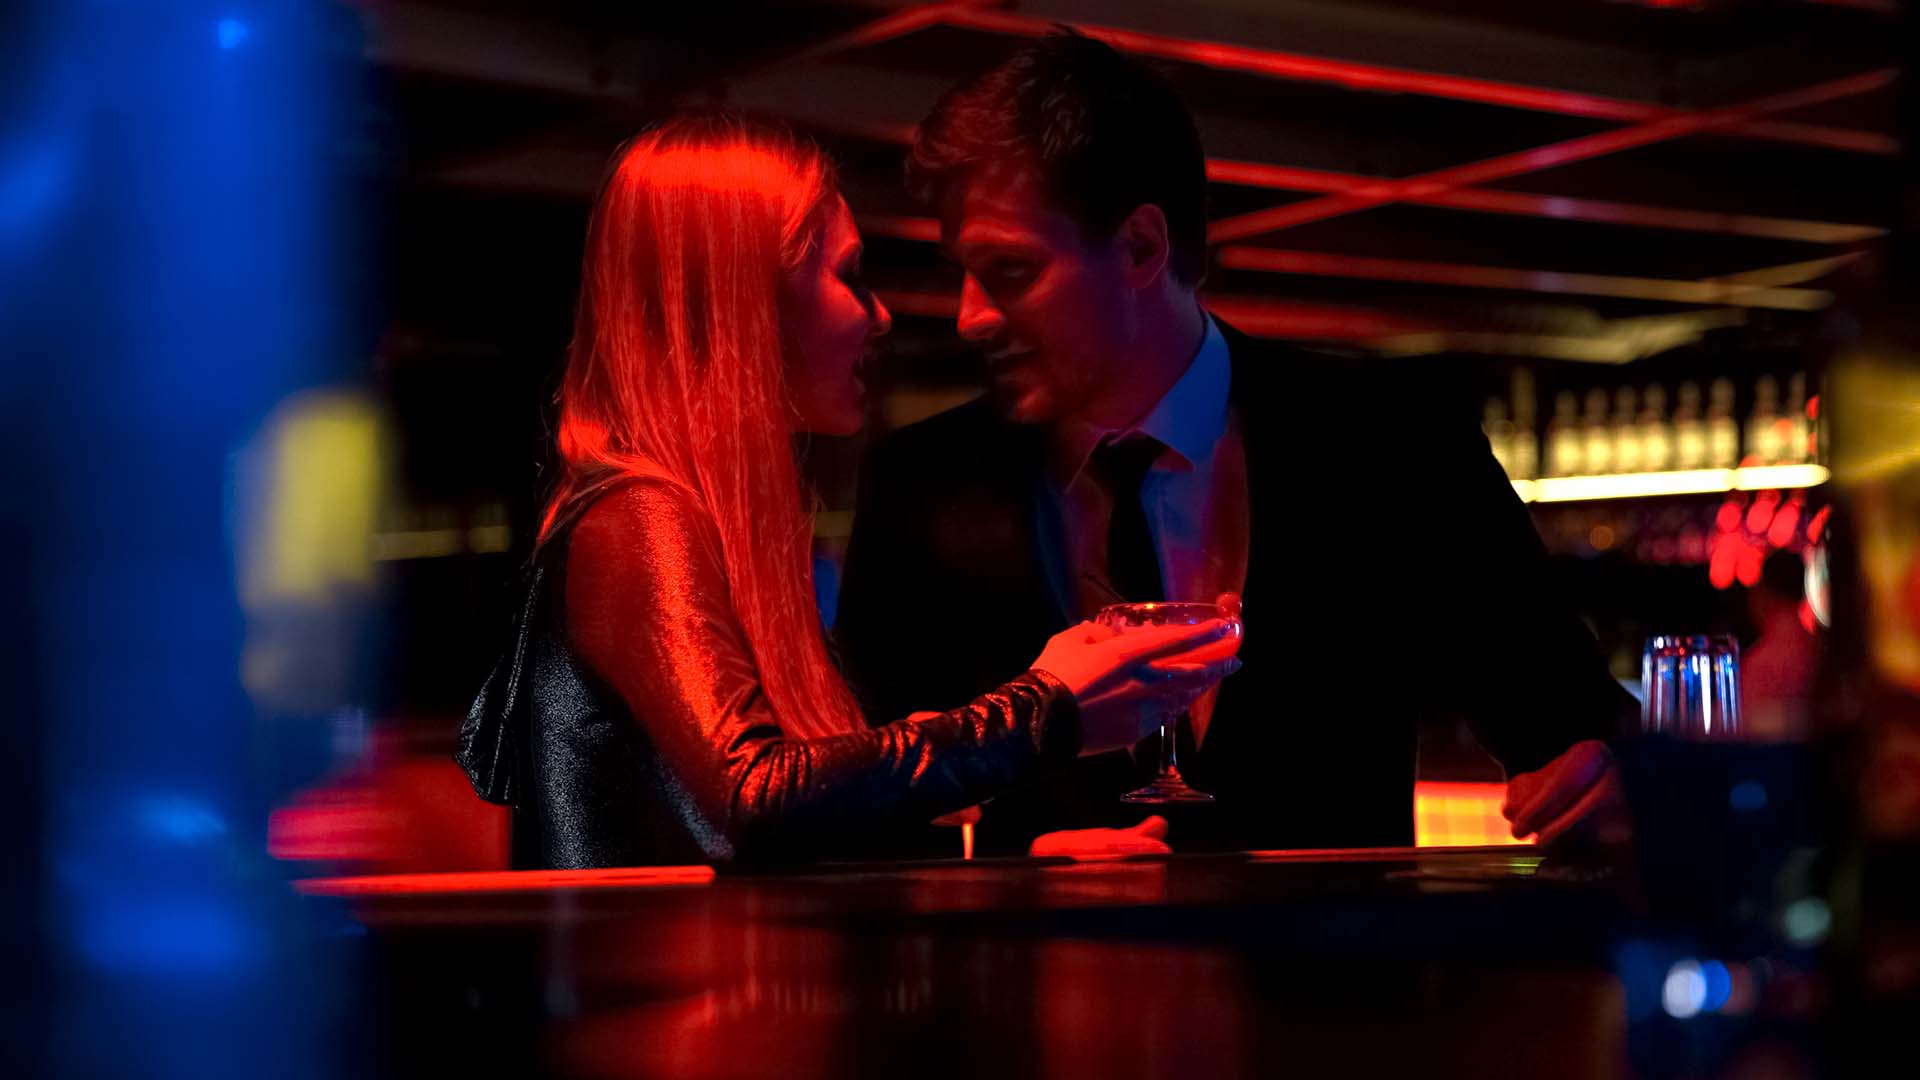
[1096,600,1242,804]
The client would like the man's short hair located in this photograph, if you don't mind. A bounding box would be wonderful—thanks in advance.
[907,30,1209,287]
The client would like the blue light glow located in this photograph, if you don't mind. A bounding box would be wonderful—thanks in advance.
[1729,779,1768,813]
[1699,959,1732,1012]
[78,897,260,976]
[1662,960,1707,1019]
[135,795,229,843]
[217,18,248,50]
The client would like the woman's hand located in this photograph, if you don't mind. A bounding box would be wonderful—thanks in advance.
[1032,619,1242,756]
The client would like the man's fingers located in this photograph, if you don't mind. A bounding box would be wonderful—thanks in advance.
[1529,776,1619,846]
[1507,773,1589,839]
[1509,776,1591,839]
[1504,743,1614,837]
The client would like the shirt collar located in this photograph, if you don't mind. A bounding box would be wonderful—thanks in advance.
[1055,314,1233,487]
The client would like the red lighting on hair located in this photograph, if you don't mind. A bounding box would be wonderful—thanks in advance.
[544,119,864,741]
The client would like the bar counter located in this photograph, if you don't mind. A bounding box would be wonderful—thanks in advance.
[301,847,1636,1079]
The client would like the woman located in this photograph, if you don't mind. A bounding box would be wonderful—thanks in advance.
[457,115,1237,869]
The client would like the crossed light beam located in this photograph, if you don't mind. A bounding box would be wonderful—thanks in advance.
[805,2,1894,333]
[1204,66,1896,243]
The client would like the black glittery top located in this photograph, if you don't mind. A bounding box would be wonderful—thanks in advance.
[457,478,1082,869]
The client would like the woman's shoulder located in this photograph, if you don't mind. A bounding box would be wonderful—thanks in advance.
[568,475,721,571]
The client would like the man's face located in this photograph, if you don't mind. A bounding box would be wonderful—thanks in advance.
[942,164,1133,425]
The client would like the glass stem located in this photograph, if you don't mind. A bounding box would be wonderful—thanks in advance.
[1160,713,1182,779]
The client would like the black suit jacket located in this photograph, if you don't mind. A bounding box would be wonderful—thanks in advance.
[835,322,1632,853]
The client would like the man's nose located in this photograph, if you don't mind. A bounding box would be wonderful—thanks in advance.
[956,275,1004,345]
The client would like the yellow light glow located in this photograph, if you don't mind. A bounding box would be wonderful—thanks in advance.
[1414,781,1531,848]
[237,392,385,606]
[1510,464,1829,503]
[1732,464,1832,491]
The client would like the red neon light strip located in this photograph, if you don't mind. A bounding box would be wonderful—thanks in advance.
[938,7,1894,155]
[1215,248,1832,310]
[1738,119,1897,155]
[1206,158,1881,243]
[1420,187,1882,244]
[1209,68,1896,241]
[295,865,718,897]
[839,141,1878,249]
[867,173,1878,251]
[781,1,994,67]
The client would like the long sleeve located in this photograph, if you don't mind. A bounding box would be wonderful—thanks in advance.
[564,480,1080,860]
[1415,396,1637,774]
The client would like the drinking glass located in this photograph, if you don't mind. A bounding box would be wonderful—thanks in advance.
[1096,600,1241,804]
[1641,633,1743,738]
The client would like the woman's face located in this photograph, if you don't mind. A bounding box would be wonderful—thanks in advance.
[783,194,891,436]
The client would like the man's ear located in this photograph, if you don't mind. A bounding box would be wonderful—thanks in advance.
[1117,203,1172,289]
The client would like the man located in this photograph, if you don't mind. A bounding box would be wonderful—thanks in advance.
[836,32,1632,856]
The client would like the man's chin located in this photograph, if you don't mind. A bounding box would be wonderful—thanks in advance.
[989,379,1056,424]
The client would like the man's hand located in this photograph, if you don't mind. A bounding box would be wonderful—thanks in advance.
[1028,816,1171,859]
[1503,740,1631,847]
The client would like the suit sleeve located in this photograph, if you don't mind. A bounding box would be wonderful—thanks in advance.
[1415,400,1636,775]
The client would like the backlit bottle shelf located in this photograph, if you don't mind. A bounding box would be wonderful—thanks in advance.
[1510,463,1829,504]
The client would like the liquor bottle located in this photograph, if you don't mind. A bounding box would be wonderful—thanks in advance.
[1784,372,1810,465]
[1547,390,1582,477]
[1748,374,1783,465]
[1612,386,1643,474]
[1675,381,1707,470]
[1708,377,1739,469]
[1582,387,1614,475]
[1510,368,1539,481]
[1482,397,1515,478]
[1640,384,1673,473]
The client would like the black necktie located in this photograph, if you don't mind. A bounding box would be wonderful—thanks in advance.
[1092,435,1165,603]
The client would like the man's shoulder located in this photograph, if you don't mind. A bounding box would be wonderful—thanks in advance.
[1215,319,1368,391]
